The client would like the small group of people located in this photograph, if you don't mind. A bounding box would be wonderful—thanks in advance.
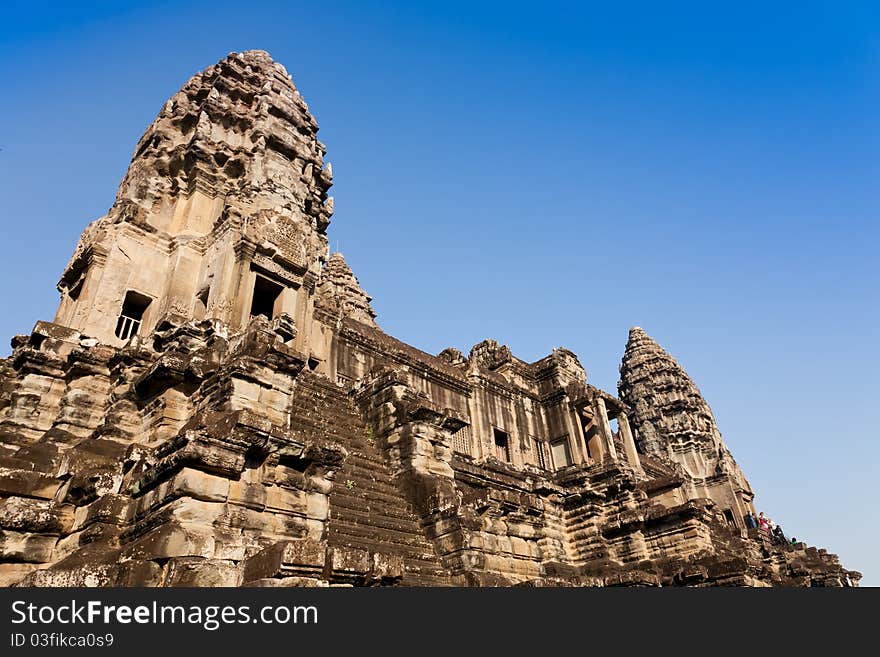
[745,510,796,546]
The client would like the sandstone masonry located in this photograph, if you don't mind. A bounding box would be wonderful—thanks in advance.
[0,51,859,587]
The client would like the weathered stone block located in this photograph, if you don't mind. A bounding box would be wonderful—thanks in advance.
[265,485,306,514]
[228,480,268,510]
[164,557,242,587]
[0,563,44,587]
[15,560,163,587]
[325,546,370,583]
[0,496,72,533]
[170,467,231,503]
[0,530,57,563]
[120,522,215,561]
[242,539,326,582]
[0,468,59,499]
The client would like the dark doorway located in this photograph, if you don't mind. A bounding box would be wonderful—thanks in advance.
[250,275,284,320]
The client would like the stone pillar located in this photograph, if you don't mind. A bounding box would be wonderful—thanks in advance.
[562,399,586,465]
[230,240,257,330]
[157,241,202,325]
[61,249,109,335]
[617,413,643,474]
[571,407,590,465]
[277,285,298,318]
[294,271,316,356]
[466,380,486,461]
[595,397,618,462]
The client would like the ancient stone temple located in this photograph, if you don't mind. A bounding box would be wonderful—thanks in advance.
[0,51,858,587]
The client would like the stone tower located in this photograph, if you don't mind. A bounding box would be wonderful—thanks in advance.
[54,50,333,351]
[314,253,378,328]
[0,52,857,588]
[618,327,754,527]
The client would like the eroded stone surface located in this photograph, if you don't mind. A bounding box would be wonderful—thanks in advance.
[0,51,858,588]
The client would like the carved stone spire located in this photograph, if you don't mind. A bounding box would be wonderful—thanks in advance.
[115,49,334,231]
[314,253,378,327]
[618,327,754,519]
[54,50,335,344]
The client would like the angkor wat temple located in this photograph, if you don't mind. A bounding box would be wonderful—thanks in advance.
[0,51,859,587]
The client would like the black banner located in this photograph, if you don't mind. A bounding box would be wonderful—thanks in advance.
[0,587,872,652]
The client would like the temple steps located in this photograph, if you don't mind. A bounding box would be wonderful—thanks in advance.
[329,490,427,522]
[289,372,452,586]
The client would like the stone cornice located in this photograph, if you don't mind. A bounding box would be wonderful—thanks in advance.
[336,320,472,395]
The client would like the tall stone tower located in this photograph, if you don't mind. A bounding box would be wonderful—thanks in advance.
[54,50,333,352]
[618,327,755,526]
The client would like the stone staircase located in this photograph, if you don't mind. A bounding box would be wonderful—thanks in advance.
[288,371,452,586]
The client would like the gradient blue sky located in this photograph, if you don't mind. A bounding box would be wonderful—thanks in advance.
[1,1,877,584]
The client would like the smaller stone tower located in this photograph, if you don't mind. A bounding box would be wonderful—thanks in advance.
[314,253,378,328]
[618,327,755,527]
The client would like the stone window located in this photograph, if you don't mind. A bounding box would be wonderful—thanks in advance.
[115,290,152,341]
[250,274,284,320]
[493,428,511,462]
[452,426,472,456]
[550,436,572,469]
[532,436,547,469]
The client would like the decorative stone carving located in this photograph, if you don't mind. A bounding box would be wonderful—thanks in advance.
[314,253,377,327]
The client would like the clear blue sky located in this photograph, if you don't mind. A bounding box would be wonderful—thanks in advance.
[1,1,877,584]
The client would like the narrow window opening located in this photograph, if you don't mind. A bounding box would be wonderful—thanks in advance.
[250,274,284,320]
[115,291,151,341]
[723,509,736,526]
[550,436,572,469]
[493,428,510,462]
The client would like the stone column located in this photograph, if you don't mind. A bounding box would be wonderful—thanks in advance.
[595,397,618,462]
[466,380,486,461]
[158,240,202,325]
[562,399,586,465]
[64,248,109,335]
[294,271,317,356]
[572,407,590,465]
[617,413,643,474]
[276,284,298,318]
[230,239,257,330]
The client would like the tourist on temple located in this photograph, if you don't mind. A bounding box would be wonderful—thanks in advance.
[772,524,787,545]
[758,512,769,531]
